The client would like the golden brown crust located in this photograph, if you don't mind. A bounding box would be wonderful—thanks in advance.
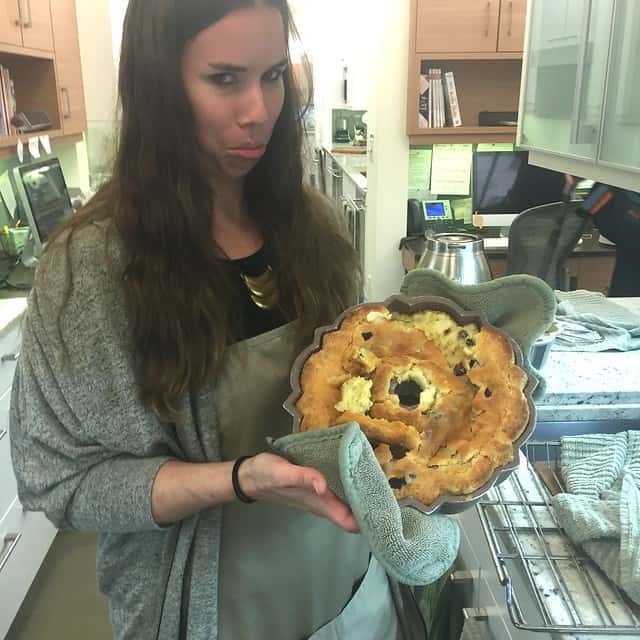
[296,305,530,507]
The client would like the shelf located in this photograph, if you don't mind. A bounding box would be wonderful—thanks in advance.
[409,126,516,145]
[0,131,82,159]
[416,52,523,61]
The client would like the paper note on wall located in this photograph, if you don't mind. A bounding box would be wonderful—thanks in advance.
[0,171,17,217]
[430,144,472,196]
[477,143,515,152]
[408,149,432,193]
[453,197,473,225]
[16,139,23,163]
[28,137,40,159]
[39,135,52,155]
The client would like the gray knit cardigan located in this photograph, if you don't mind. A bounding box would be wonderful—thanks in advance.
[10,222,222,639]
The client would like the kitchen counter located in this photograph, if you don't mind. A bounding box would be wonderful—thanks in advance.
[324,148,368,192]
[400,231,616,269]
[0,296,27,336]
[537,297,640,424]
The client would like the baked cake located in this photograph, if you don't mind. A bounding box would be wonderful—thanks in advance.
[295,304,531,506]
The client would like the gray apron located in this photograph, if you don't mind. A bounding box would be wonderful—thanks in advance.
[213,322,403,640]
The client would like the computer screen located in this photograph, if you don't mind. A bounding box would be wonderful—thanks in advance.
[16,159,73,247]
[472,151,566,214]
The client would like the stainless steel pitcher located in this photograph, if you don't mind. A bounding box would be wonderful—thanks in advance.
[418,233,492,284]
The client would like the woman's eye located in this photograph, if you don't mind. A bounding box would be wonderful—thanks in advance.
[264,68,285,83]
[208,73,236,87]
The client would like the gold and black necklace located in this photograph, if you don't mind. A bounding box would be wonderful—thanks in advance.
[240,265,279,310]
[220,245,280,311]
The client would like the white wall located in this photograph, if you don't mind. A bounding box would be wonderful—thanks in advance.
[363,0,410,301]
[74,0,120,187]
[291,0,373,148]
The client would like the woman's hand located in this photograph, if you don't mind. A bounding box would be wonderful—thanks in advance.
[238,453,360,534]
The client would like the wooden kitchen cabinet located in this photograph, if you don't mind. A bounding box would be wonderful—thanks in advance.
[0,0,22,48]
[0,0,86,155]
[20,0,54,52]
[0,0,53,52]
[50,0,86,136]
[498,0,527,52]
[408,0,526,144]
[416,0,501,54]
[416,0,526,54]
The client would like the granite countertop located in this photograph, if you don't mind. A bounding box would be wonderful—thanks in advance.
[537,298,640,422]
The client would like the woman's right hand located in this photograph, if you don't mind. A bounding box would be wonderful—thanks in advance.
[238,453,360,534]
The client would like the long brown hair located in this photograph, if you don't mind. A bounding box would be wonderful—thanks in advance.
[48,0,360,421]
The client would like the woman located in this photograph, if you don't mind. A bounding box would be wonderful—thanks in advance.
[10,1,415,638]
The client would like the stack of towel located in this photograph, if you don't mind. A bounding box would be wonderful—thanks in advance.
[554,291,640,352]
[551,431,640,605]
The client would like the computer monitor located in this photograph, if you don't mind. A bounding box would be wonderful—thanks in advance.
[11,158,74,258]
[472,151,566,227]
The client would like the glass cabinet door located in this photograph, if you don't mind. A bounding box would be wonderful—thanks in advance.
[519,0,614,160]
[598,0,640,175]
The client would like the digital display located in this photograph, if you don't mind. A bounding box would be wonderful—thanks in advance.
[473,151,565,214]
[19,161,73,244]
[424,202,446,218]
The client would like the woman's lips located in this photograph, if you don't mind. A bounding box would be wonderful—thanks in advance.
[228,146,266,160]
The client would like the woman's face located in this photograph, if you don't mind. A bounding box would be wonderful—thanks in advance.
[181,5,288,180]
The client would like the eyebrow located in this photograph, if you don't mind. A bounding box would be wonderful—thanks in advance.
[208,57,288,73]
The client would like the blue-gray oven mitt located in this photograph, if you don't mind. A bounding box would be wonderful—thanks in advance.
[268,422,460,586]
[401,269,556,399]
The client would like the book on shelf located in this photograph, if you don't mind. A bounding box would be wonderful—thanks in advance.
[418,66,463,129]
[0,65,16,137]
[444,71,462,127]
[418,71,430,128]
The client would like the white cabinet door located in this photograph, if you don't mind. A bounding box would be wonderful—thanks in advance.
[519,0,615,161]
[597,0,640,177]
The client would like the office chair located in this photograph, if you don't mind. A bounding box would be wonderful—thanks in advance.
[506,201,589,291]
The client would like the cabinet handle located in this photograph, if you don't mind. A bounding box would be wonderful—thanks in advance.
[20,0,31,28]
[0,533,21,574]
[61,88,72,119]
[0,429,6,441]
[1,351,19,362]
[570,0,594,145]
[484,2,491,37]
[508,1,514,37]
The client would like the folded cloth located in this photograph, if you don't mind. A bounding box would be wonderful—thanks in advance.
[551,430,640,605]
[269,422,460,586]
[554,290,640,352]
[401,269,555,399]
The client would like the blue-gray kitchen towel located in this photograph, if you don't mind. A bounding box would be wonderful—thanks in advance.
[269,422,460,587]
[554,290,640,352]
[401,269,556,399]
[551,430,640,605]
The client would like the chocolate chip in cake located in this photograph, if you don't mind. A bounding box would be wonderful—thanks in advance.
[388,477,407,490]
[369,439,382,449]
[444,328,452,336]
[469,359,478,368]
[453,363,467,376]
[458,330,469,339]
[466,338,476,347]
[484,388,493,398]
[390,445,408,460]
[362,332,373,341]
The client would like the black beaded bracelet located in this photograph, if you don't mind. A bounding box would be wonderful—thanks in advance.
[232,456,257,504]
